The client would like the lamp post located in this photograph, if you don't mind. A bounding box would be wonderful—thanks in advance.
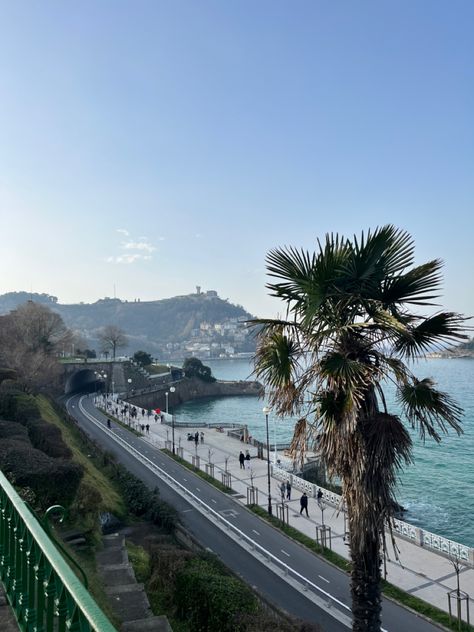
[169,386,176,454]
[102,372,107,398]
[263,407,272,516]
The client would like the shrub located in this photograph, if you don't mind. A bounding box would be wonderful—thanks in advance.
[175,557,258,631]
[26,420,72,458]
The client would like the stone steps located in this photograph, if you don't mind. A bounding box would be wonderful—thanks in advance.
[97,533,172,632]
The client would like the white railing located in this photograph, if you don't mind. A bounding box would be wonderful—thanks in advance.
[272,465,474,566]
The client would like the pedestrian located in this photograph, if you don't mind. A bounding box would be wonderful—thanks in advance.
[194,431,199,447]
[140,424,145,433]
[239,451,245,469]
[300,492,309,517]
[245,450,251,470]
[146,424,150,434]
[286,480,292,500]
[317,488,323,506]
[200,431,204,444]
[279,482,285,502]
[107,419,111,429]
[154,414,158,422]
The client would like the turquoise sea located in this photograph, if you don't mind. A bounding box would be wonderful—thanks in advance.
[174,357,474,547]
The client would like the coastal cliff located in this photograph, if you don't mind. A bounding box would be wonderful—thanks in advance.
[128,376,263,410]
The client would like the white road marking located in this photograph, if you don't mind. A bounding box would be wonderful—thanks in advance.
[281,549,290,557]
[182,509,193,513]
[252,529,260,536]
[211,499,217,504]
[318,575,330,584]
[196,487,201,492]
[183,478,188,481]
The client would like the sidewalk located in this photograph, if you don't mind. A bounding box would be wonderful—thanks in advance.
[107,401,474,624]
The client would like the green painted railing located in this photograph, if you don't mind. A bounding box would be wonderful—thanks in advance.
[0,470,117,632]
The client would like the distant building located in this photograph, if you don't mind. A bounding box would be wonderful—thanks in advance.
[206,290,218,297]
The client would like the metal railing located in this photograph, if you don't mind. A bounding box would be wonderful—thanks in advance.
[0,470,117,632]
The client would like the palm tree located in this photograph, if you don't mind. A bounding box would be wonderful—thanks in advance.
[252,225,468,631]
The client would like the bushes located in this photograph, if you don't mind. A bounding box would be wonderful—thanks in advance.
[0,391,71,458]
[0,439,83,508]
[174,556,258,632]
[111,467,178,533]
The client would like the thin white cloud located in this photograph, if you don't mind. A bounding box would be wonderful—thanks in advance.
[123,240,156,253]
[106,254,152,264]
[106,230,156,264]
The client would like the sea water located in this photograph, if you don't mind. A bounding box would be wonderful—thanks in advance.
[174,357,474,547]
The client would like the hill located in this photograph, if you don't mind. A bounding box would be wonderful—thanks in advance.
[0,291,255,358]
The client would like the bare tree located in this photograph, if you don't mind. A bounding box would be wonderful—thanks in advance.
[0,303,72,392]
[98,325,128,360]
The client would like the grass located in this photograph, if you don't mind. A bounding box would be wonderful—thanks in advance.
[147,364,170,375]
[163,449,234,493]
[36,396,125,517]
[126,541,151,583]
[249,505,474,632]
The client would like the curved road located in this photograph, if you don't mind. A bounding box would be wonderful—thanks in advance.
[66,394,442,632]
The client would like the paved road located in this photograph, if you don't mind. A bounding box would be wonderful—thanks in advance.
[66,393,443,632]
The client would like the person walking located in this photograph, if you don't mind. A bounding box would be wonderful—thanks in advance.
[107,419,111,429]
[145,424,150,434]
[279,482,286,502]
[239,451,245,469]
[300,492,309,517]
[286,480,292,500]
[245,450,251,470]
[194,431,199,447]
[317,488,323,507]
[200,431,204,444]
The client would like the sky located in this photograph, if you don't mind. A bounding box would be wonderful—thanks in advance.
[0,1,473,319]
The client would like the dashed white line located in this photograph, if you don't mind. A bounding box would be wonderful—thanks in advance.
[252,529,260,536]
[196,487,201,492]
[318,575,330,584]
[183,478,188,481]
[281,549,290,557]
[211,499,217,504]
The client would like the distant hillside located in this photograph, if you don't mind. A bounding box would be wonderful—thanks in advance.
[0,291,255,356]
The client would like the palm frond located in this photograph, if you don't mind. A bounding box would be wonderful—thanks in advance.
[394,312,469,359]
[398,378,464,441]
[382,260,444,306]
[253,325,303,415]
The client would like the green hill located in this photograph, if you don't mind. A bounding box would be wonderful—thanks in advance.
[0,291,254,356]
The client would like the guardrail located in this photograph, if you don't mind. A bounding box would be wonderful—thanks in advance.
[271,465,474,566]
[0,470,117,632]
[79,397,354,624]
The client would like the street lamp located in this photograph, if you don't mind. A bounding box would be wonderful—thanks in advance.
[263,406,272,516]
[127,378,132,396]
[102,372,107,398]
[169,386,176,454]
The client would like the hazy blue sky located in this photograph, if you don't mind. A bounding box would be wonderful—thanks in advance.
[0,1,472,318]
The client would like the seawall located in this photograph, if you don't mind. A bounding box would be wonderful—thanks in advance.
[127,377,263,411]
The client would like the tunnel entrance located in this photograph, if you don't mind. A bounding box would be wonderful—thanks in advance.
[65,369,105,395]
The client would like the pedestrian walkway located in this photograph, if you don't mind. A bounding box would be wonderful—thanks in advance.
[147,414,474,615]
[99,397,473,625]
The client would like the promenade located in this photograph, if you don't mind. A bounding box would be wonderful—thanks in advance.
[103,397,473,625]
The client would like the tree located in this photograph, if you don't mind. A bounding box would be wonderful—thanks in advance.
[0,303,72,392]
[98,325,128,360]
[183,357,216,382]
[133,350,153,367]
[252,226,467,631]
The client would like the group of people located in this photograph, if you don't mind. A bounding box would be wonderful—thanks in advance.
[188,431,205,446]
[238,450,252,470]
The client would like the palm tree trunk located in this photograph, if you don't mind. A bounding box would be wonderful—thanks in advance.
[349,526,382,631]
